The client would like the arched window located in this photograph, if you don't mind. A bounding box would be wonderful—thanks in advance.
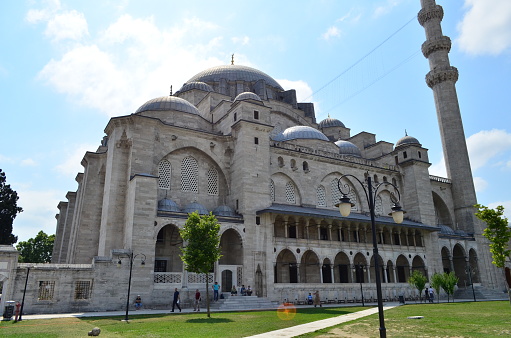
[303,161,309,171]
[181,156,198,193]
[285,181,296,204]
[270,180,275,201]
[278,157,284,168]
[317,185,326,207]
[158,160,172,190]
[207,168,219,195]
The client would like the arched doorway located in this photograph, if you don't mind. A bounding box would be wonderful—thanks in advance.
[396,255,410,283]
[452,244,467,286]
[441,246,452,273]
[334,251,351,283]
[386,260,395,283]
[412,255,427,277]
[154,224,183,283]
[275,249,298,283]
[300,250,320,283]
[353,253,368,283]
[369,254,385,283]
[322,258,333,283]
[468,249,480,283]
[219,229,243,292]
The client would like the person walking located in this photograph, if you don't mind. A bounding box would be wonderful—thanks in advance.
[428,287,434,303]
[194,289,201,311]
[424,287,429,303]
[171,288,181,312]
[212,282,220,301]
[313,290,322,307]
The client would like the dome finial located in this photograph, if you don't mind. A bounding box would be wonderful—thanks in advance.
[405,129,408,136]
[170,85,173,96]
[328,113,331,118]
[231,54,234,65]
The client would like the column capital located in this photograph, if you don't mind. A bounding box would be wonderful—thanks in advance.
[418,5,443,27]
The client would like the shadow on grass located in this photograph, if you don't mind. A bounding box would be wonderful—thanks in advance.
[186,317,233,324]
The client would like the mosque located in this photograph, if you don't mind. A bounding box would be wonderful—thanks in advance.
[0,0,505,314]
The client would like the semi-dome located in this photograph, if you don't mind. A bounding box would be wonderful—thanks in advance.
[395,134,421,148]
[178,81,214,93]
[187,65,284,91]
[158,198,180,212]
[212,205,237,217]
[135,96,199,115]
[319,117,345,128]
[273,126,329,142]
[335,140,361,157]
[182,202,209,215]
[234,92,262,102]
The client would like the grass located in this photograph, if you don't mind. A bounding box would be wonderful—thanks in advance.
[298,301,511,338]
[0,306,365,337]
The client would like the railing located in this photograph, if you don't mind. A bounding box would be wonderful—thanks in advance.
[429,175,451,184]
[154,272,182,283]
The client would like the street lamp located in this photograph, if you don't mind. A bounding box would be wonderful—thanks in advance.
[465,261,477,302]
[117,251,146,322]
[336,174,405,338]
[352,264,367,306]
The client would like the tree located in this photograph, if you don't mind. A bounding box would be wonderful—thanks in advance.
[16,231,55,263]
[474,204,511,269]
[441,272,459,303]
[180,212,222,318]
[408,270,428,303]
[430,272,443,303]
[0,169,22,245]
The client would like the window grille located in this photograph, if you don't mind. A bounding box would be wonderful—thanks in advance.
[181,156,198,192]
[317,185,326,207]
[285,181,296,204]
[237,267,243,286]
[375,195,383,216]
[38,281,55,300]
[270,180,275,201]
[207,168,219,195]
[74,281,92,300]
[158,160,172,189]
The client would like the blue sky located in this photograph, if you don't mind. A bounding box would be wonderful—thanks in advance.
[1,0,510,243]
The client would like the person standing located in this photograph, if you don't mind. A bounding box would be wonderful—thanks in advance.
[429,287,434,303]
[194,289,201,312]
[171,288,181,312]
[213,282,220,301]
[424,288,429,303]
[313,290,322,307]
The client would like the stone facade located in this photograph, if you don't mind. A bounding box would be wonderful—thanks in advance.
[0,1,505,315]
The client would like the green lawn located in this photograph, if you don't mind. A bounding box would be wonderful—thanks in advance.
[299,301,511,338]
[0,306,365,337]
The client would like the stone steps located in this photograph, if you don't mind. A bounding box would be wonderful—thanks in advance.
[454,286,508,301]
[212,295,279,311]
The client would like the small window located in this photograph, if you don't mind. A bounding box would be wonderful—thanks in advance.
[403,151,407,159]
[38,281,55,300]
[254,137,259,145]
[289,225,297,238]
[394,156,398,165]
[320,227,328,240]
[234,112,237,121]
[154,260,167,272]
[303,161,309,171]
[418,151,422,158]
[394,233,401,245]
[278,157,284,168]
[253,110,259,119]
[74,281,92,300]
[256,216,261,225]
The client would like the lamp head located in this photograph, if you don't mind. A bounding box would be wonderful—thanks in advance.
[336,194,354,217]
[389,202,406,224]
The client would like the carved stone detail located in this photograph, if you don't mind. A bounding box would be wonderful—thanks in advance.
[418,5,444,27]
[421,36,451,58]
[425,66,458,88]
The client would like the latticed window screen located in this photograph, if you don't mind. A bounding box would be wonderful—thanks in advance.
[74,281,92,300]
[237,267,243,286]
[38,281,55,300]
[285,181,296,204]
[181,156,199,192]
[270,180,275,201]
[207,168,219,195]
[158,160,172,189]
[375,195,383,216]
[317,185,326,207]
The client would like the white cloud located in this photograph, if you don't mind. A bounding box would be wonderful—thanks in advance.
[429,154,447,177]
[467,129,511,171]
[231,36,250,45]
[321,26,341,40]
[54,143,97,177]
[373,0,401,18]
[45,10,89,42]
[21,158,37,167]
[457,0,511,55]
[487,200,511,221]
[277,79,313,103]
[473,176,488,192]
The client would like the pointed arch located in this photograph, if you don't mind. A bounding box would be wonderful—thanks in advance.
[219,228,243,265]
[300,250,320,283]
[396,254,410,283]
[275,249,298,283]
[334,251,351,283]
[154,224,183,273]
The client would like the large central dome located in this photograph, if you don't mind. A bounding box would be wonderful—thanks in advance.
[187,65,284,91]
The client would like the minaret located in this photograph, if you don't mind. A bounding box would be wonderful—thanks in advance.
[418,0,478,233]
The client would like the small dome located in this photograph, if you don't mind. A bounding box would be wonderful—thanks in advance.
[182,202,209,215]
[272,126,329,142]
[319,117,345,128]
[395,134,421,148]
[439,225,455,235]
[335,140,362,157]
[178,81,214,93]
[234,92,262,102]
[158,198,180,212]
[213,205,237,217]
[135,96,199,115]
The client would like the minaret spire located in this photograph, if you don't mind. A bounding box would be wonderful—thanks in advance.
[418,0,477,232]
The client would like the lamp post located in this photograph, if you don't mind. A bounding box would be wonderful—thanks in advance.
[18,267,30,322]
[118,251,146,322]
[353,264,366,306]
[336,174,405,338]
[465,263,477,302]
